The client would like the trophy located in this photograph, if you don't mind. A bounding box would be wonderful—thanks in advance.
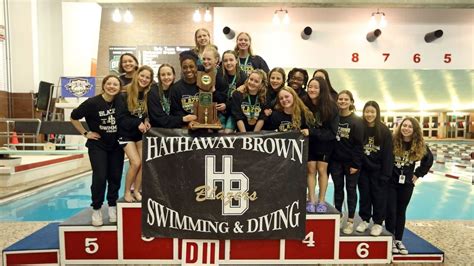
[190,71,222,129]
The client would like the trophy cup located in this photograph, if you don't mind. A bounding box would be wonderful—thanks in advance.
[190,71,222,129]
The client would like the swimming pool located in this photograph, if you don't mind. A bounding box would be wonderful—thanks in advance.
[0,164,472,221]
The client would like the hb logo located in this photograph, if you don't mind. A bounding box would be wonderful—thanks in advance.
[205,155,249,215]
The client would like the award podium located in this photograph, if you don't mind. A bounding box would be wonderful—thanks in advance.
[2,201,445,265]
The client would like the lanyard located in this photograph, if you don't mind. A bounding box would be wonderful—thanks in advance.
[161,95,170,115]
[227,75,237,97]
[242,55,250,66]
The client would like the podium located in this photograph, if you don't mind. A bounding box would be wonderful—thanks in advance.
[2,200,444,265]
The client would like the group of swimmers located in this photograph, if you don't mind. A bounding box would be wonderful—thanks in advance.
[70,28,433,255]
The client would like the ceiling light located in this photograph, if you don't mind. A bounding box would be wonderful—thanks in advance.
[112,8,121,23]
[273,9,290,25]
[204,9,212,22]
[123,10,133,23]
[193,9,201,22]
[369,9,387,29]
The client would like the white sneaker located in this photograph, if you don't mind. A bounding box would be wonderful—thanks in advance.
[356,221,369,233]
[108,206,117,223]
[396,240,409,255]
[343,221,354,234]
[92,208,103,226]
[370,224,383,236]
[392,241,399,254]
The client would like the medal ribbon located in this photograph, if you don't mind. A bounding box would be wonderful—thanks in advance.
[247,94,259,120]
[227,75,237,97]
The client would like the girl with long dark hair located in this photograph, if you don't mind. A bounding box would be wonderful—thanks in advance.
[330,90,364,234]
[355,101,393,236]
[301,77,339,213]
[118,53,139,87]
[387,117,433,254]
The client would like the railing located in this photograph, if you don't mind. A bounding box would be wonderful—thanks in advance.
[0,118,42,148]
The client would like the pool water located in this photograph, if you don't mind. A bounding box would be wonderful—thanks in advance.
[0,163,472,221]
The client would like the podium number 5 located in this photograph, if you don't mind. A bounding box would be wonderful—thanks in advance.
[85,238,99,254]
[302,231,315,247]
[356,243,369,258]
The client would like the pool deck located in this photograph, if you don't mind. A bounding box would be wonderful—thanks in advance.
[0,163,91,202]
[1,220,473,265]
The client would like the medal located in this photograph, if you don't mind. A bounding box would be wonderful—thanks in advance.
[247,94,259,126]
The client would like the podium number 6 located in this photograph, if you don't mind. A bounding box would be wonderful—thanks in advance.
[356,243,369,258]
[85,238,99,254]
[302,231,315,247]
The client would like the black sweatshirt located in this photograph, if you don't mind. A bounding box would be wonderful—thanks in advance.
[147,84,184,128]
[304,101,339,142]
[392,142,433,185]
[215,70,247,104]
[119,74,132,87]
[363,125,394,180]
[239,55,270,74]
[332,112,364,169]
[169,79,200,116]
[71,95,119,150]
[231,92,265,132]
[266,110,308,132]
[266,89,279,110]
[115,92,146,140]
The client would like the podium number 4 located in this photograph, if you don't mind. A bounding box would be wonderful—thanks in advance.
[302,231,315,247]
[356,243,369,258]
[85,238,99,254]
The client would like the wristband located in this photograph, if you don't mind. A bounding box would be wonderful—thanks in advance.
[83,131,89,137]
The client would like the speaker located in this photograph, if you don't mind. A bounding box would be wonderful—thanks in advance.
[37,81,54,111]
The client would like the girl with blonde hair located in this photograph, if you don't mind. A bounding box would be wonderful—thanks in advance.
[116,65,153,202]
[234,32,269,74]
[231,69,267,132]
[267,86,315,132]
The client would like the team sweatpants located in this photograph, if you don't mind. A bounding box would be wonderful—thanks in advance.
[330,161,360,219]
[358,169,388,225]
[385,182,414,240]
[89,145,125,210]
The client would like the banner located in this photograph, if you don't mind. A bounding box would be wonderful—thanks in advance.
[142,129,308,240]
[60,77,95,97]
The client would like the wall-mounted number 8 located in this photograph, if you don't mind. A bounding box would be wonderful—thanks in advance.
[356,242,369,258]
[302,231,315,247]
[85,238,99,254]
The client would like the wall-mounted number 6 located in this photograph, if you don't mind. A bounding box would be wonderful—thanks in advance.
[85,238,99,254]
[356,242,369,258]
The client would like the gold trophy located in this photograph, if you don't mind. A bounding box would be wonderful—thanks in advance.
[190,71,222,129]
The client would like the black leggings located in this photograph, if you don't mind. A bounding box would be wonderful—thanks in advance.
[89,145,125,209]
[358,169,388,225]
[385,182,414,240]
[330,161,360,219]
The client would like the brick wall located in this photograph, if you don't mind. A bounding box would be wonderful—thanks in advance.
[97,6,213,77]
